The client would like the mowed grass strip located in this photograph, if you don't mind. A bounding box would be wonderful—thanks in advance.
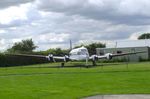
[0,62,150,99]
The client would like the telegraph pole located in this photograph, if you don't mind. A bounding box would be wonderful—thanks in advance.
[70,40,72,50]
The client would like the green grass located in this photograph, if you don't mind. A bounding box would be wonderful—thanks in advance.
[0,62,150,99]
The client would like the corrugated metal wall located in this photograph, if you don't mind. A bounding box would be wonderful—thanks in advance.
[96,47,149,62]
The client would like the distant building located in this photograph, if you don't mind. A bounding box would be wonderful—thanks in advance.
[107,39,150,48]
[97,39,150,62]
[96,46,150,62]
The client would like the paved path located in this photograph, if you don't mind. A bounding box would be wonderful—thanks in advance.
[83,95,150,99]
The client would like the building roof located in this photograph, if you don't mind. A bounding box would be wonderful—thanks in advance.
[107,39,150,48]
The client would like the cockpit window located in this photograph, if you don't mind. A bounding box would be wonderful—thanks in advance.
[81,49,87,52]
[80,49,88,55]
[69,48,88,56]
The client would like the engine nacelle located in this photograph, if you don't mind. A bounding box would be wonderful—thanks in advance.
[105,53,113,60]
[64,55,70,62]
[46,54,54,62]
[92,55,98,61]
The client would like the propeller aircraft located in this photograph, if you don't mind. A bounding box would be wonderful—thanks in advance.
[9,46,146,67]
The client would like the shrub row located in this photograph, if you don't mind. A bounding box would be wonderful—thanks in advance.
[0,53,49,67]
[0,53,149,67]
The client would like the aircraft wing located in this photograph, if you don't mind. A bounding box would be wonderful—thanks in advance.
[52,56,66,60]
[96,56,108,59]
[111,51,146,57]
[5,53,46,58]
[91,51,146,60]
[89,55,107,60]
[6,53,69,62]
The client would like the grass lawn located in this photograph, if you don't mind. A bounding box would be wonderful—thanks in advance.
[0,62,150,99]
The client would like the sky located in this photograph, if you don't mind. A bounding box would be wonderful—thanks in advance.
[0,0,150,51]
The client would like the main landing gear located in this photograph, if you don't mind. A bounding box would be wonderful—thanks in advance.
[61,62,65,67]
[92,60,97,66]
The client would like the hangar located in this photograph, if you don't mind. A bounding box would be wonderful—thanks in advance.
[96,40,150,62]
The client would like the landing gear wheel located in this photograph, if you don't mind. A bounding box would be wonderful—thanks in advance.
[92,61,96,66]
[61,63,65,67]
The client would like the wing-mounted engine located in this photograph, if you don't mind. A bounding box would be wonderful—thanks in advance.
[90,55,98,66]
[46,54,55,62]
[105,53,113,60]
[64,55,70,62]
[91,55,98,61]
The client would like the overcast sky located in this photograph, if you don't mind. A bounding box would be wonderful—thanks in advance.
[0,0,150,51]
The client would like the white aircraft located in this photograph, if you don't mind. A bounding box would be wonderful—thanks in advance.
[11,46,146,67]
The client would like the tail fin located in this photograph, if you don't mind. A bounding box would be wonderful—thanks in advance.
[70,40,72,50]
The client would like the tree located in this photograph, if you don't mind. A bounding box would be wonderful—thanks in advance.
[85,43,105,55]
[138,33,150,39]
[43,48,69,56]
[7,39,37,53]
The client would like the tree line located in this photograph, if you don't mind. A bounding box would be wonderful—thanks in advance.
[0,33,149,67]
[5,39,106,56]
[4,33,150,55]
[0,39,105,67]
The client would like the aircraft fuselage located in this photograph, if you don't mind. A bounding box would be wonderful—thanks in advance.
[69,46,89,61]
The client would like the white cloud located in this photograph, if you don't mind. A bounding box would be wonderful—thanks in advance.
[1,0,150,51]
[36,0,150,25]
[0,0,34,9]
[118,0,150,16]
[0,5,28,24]
[0,30,6,34]
[0,39,8,51]
[0,3,42,26]
[35,33,70,44]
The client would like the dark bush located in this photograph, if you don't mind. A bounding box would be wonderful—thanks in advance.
[0,53,49,67]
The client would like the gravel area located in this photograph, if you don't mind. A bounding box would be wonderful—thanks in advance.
[83,94,150,99]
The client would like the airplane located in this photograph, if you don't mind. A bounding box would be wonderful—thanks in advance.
[9,46,146,67]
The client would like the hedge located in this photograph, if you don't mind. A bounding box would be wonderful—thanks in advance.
[0,53,49,67]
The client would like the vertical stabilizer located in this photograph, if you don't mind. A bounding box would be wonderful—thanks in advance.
[70,40,72,50]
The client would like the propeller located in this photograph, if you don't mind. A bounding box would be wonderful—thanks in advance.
[105,53,113,60]
[64,55,69,62]
[46,54,55,62]
[91,55,98,66]
[92,55,98,61]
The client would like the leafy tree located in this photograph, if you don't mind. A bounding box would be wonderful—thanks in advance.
[37,42,105,56]
[7,39,37,53]
[44,48,69,56]
[138,33,150,39]
[85,43,105,55]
